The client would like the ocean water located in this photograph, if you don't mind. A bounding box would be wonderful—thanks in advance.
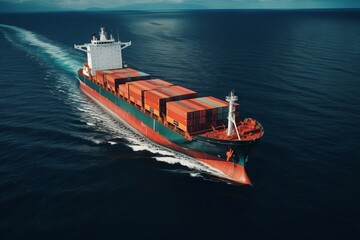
[0,10,359,239]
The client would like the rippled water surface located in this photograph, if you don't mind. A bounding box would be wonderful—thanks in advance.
[0,10,359,239]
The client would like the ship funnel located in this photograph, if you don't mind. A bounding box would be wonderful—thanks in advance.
[226,91,241,140]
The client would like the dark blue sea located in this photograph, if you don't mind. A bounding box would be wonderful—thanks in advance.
[0,9,359,240]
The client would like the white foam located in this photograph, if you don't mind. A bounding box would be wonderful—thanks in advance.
[0,24,81,74]
[76,107,88,113]
[190,172,202,178]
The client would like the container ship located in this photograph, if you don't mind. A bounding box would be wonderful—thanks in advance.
[74,28,264,184]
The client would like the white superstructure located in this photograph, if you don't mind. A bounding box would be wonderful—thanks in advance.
[74,27,131,76]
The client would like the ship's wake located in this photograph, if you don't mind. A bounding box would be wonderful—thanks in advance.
[0,24,229,182]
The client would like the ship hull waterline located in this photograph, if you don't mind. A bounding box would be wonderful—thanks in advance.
[79,78,252,185]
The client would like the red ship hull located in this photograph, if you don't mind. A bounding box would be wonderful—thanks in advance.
[79,80,251,184]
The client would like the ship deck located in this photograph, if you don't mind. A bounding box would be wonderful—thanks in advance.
[80,70,263,142]
[200,118,264,141]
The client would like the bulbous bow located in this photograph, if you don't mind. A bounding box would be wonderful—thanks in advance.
[197,158,252,185]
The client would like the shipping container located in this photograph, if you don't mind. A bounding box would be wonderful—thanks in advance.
[96,68,152,92]
[129,79,172,95]
[105,73,129,92]
[118,84,126,98]
[166,96,240,133]
[125,79,172,106]
[111,67,151,81]
[95,70,105,86]
[181,99,208,118]
[166,100,208,133]
[167,101,201,120]
[144,86,196,117]
[144,101,161,116]
[197,96,240,121]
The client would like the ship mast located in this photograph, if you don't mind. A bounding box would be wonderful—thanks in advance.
[226,91,241,140]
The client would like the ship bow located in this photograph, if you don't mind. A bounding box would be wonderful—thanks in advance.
[197,158,251,185]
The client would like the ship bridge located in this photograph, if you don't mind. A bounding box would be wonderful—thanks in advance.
[74,27,131,76]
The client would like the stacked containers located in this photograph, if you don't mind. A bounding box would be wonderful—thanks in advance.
[144,86,197,117]
[166,100,205,133]
[196,96,239,126]
[196,97,228,125]
[166,97,240,133]
[95,70,105,86]
[96,68,151,91]
[111,68,151,81]
[95,70,115,86]
[105,73,128,92]
[120,79,172,106]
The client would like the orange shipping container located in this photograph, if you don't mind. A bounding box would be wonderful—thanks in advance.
[126,79,172,106]
[144,86,196,117]
[166,97,238,132]
[167,101,201,120]
[110,67,151,80]
[129,90,142,106]
[145,86,196,102]
[96,70,105,85]
[129,79,172,95]
[118,84,126,97]
[166,115,210,133]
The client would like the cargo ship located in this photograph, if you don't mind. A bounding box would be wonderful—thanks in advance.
[74,28,264,184]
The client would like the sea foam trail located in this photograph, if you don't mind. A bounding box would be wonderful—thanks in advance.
[0,24,227,181]
[0,24,81,74]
